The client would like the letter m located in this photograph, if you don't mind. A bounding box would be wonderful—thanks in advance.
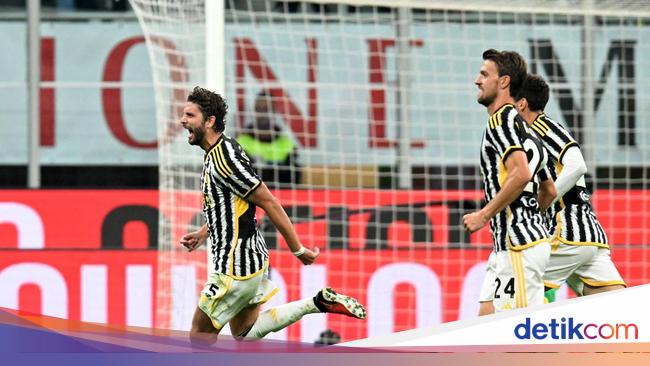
[529,39,636,146]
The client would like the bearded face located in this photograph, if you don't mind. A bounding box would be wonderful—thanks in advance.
[181,102,209,146]
[187,122,207,146]
[475,60,500,107]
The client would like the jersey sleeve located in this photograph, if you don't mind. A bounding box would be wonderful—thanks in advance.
[210,139,261,198]
[533,116,579,164]
[485,107,524,163]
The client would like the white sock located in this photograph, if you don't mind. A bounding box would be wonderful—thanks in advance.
[241,298,319,340]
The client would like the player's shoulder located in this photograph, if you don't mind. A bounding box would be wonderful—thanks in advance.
[488,103,518,129]
[220,133,237,146]
[220,133,245,153]
[533,113,573,138]
[536,113,561,130]
[221,133,254,164]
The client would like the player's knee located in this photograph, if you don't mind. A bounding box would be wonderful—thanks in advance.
[478,301,495,316]
[232,323,260,342]
[191,319,218,335]
[190,318,220,346]
[189,330,218,348]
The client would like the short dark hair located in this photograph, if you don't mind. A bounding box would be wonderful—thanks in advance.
[515,74,550,112]
[482,49,527,97]
[187,86,228,132]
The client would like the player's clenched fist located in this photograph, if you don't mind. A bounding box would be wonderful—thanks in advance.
[463,211,489,234]
[180,224,208,252]
[294,246,320,265]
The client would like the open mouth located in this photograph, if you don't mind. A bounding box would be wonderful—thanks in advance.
[185,126,194,141]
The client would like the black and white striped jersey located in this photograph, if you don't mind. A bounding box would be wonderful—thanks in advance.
[531,114,609,248]
[479,104,550,253]
[201,134,269,278]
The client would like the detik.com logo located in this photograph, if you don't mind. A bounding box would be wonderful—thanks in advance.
[514,317,638,340]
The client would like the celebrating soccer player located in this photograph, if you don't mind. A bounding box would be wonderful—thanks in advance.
[513,74,626,299]
[179,86,366,347]
[464,49,552,313]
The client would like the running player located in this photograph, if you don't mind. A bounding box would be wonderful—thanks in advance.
[513,74,626,298]
[180,86,366,347]
[465,49,551,312]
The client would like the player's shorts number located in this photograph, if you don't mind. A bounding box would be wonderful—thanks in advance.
[206,283,219,298]
[494,277,515,299]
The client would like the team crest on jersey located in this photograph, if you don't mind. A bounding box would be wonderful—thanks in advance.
[579,190,592,203]
[240,151,251,162]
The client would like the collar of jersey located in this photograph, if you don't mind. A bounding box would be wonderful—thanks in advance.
[490,103,515,117]
[204,134,225,158]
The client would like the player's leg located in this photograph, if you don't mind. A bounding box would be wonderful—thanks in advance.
[478,301,495,316]
[190,305,221,347]
[492,251,517,311]
[543,242,592,301]
[478,252,497,316]
[229,303,263,338]
[229,265,319,340]
[566,273,584,296]
[233,297,317,340]
[574,247,626,296]
[543,239,561,303]
[583,283,625,295]
[190,272,235,347]
[512,241,551,309]
[236,288,366,341]
[192,271,261,347]
[491,241,551,311]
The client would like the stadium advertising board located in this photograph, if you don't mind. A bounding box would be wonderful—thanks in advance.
[0,190,647,341]
[0,22,648,165]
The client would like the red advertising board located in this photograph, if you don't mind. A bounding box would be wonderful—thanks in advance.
[0,248,646,342]
[0,190,648,342]
[1,189,647,250]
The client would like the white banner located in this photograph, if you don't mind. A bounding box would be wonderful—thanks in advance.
[2,21,649,165]
[344,285,648,346]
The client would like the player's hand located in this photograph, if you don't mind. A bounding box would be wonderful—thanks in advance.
[463,211,489,234]
[296,247,320,265]
[180,228,208,252]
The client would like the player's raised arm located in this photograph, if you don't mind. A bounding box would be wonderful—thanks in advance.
[247,182,320,265]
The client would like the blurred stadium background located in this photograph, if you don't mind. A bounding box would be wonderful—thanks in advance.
[1,0,649,343]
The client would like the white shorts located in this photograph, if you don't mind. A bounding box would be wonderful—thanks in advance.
[543,243,626,294]
[198,265,278,330]
[479,251,497,302]
[492,242,551,312]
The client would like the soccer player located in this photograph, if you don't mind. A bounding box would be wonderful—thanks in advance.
[179,86,366,347]
[477,176,557,314]
[464,49,551,313]
[513,74,626,297]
